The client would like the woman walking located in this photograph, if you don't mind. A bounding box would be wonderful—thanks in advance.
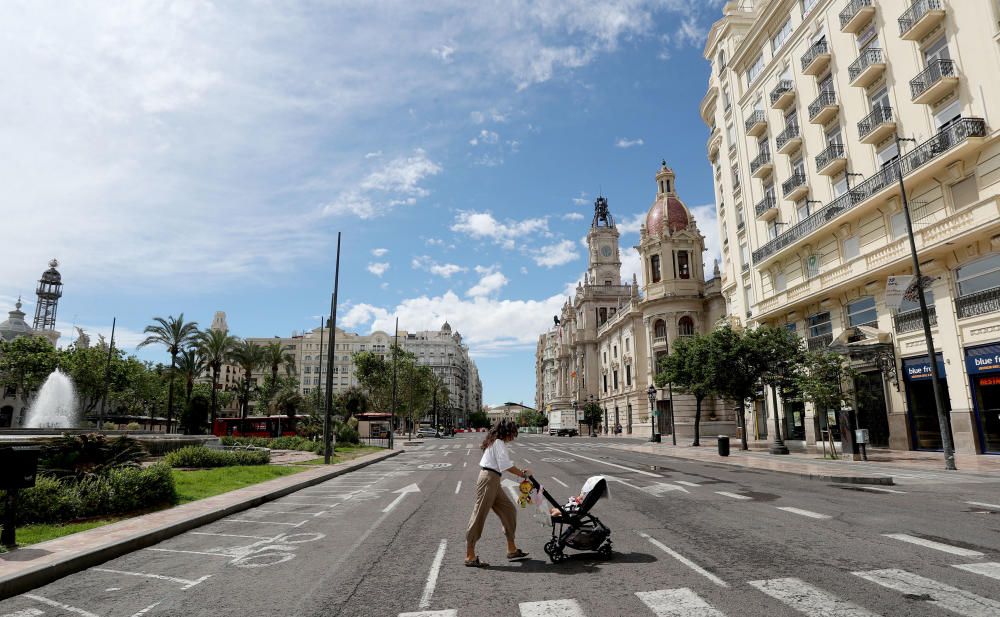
[465,420,531,567]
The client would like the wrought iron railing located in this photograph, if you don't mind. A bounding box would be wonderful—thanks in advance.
[894,306,936,333]
[849,48,883,83]
[782,172,807,198]
[742,262,750,273]
[801,39,830,73]
[840,0,874,29]
[750,150,773,175]
[755,194,777,217]
[808,90,838,121]
[858,106,893,141]
[752,118,986,264]
[910,58,956,100]
[745,110,767,133]
[956,287,1000,319]
[770,80,794,106]
[776,123,800,151]
[737,218,745,230]
[815,143,846,171]
[899,0,943,36]
[807,333,833,351]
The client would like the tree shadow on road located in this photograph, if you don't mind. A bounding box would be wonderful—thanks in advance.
[486,551,657,574]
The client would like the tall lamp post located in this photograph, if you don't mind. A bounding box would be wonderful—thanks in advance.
[572,399,578,434]
[647,385,660,443]
[589,394,596,437]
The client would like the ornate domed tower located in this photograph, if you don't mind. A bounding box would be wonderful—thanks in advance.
[32,259,63,344]
[586,196,622,286]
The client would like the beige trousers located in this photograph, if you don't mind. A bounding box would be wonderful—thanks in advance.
[466,470,517,545]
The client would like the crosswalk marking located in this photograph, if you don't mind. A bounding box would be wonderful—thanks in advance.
[675,480,700,487]
[519,599,585,616]
[749,577,877,616]
[883,533,984,557]
[854,568,1000,616]
[399,611,457,617]
[1,610,45,617]
[966,501,1000,510]
[714,491,752,500]
[854,486,906,494]
[775,506,831,520]
[953,561,1000,581]
[635,588,724,616]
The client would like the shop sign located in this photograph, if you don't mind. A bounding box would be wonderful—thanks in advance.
[965,344,1000,375]
[902,354,946,381]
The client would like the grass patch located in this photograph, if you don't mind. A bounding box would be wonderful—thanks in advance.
[172,465,307,504]
[5,518,124,549]
[292,445,383,466]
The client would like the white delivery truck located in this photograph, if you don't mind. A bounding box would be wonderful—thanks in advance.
[547,409,579,436]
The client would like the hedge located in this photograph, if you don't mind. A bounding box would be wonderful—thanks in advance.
[220,435,321,453]
[164,446,271,468]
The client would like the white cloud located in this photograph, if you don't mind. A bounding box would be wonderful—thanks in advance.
[620,246,643,285]
[412,255,468,278]
[324,149,442,219]
[431,44,456,63]
[364,151,383,159]
[470,109,508,124]
[617,212,647,235]
[532,240,580,268]
[572,192,590,206]
[371,248,389,257]
[467,270,509,297]
[615,137,644,148]
[451,211,549,250]
[562,212,585,221]
[367,262,390,277]
[425,238,445,246]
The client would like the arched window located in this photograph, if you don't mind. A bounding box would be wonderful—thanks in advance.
[678,316,695,336]
[653,319,667,340]
[650,255,662,283]
[677,251,691,279]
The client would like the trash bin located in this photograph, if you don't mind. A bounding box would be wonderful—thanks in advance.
[717,435,730,457]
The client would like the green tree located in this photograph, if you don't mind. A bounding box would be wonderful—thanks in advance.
[656,333,716,446]
[138,314,200,433]
[468,410,490,429]
[582,402,602,436]
[196,328,236,426]
[518,408,547,428]
[0,335,59,403]
[400,363,434,437]
[261,341,295,383]
[228,339,265,430]
[751,326,806,455]
[173,347,205,409]
[337,386,369,418]
[353,349,393,412]
[710,325,766,451]
[181,391,211,435]
[59,340,128,416]
[274,380,304,421]
[794,350,857,457]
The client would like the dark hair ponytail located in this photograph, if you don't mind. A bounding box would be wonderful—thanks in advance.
[481,419,518,450]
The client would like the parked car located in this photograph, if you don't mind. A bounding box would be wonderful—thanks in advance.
[550,427,578,437]
[416,427,440,438]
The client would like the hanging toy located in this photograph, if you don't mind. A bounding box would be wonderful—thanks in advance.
[518,478,534,508]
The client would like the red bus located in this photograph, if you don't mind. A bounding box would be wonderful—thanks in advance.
[212,415,300,438]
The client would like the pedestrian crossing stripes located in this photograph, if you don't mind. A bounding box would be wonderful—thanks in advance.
[853,569,1000,616]
[748,578,877,616]
[635,588,724,616]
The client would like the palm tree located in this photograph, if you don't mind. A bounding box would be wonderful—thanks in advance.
[229,339,265,432]
[261,340,294,382]
[196,328,236,427]
[138,314,199,433]
[174,347,206,407]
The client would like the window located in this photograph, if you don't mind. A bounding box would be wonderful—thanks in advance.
[717,50,727,74]
[603,351,607,363]
[304,366,312,374]
[878,141,899,168]
[723,86,732,111]
[950,176,979,210]
[613,345,617,359]
[806,254,820,278]
[785,322,797,334]
[625,338,630,352]
[767,220,780,240]
[890,211,907,239]
[740,242,750,265]
[678,316,695,336]
[826,125,842,146]
[801,0,819,15]
[303,388,310,394]
[935,100,962,130]
[613,371,619,390]
[956,253,1000,297]
[650,255,662,283]
[807,311,832,337]
[746,52,765,86]
[625,365,632,386]
[797,200,811,222]
[304,355,312,362]
[775,269,786,292]
[726,122,735,144]
[870,88,890,113]
[833,176,848,197]
[923,36,951,64]
[654,319,667,339]
[737,206,746,227]
[819,74,834,94]
[772,18,792,52]
[847,296,878,327]
[791,156,805,177]
[603,374,608,393]
[743,285,755,310]
[843,235,859,260]
[677,251,691,279]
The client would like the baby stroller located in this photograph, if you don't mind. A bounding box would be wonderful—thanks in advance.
[528,475,612,563]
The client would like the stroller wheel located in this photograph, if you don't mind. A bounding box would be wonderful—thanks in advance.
[544,540,559,556]
[598,543,613,558]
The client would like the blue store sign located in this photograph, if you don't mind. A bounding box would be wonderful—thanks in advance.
[965,344,1000,375]
[902,354,946,382]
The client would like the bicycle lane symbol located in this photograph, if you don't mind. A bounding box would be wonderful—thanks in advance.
[202,532,326,569]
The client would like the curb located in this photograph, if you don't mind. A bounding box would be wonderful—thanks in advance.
[0,449,401,600]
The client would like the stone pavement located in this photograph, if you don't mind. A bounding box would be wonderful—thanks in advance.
[0,448,401,599]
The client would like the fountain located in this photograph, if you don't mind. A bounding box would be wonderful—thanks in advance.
[24,369,78,429]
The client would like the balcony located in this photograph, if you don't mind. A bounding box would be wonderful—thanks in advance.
[801,39,832,77]
[956,287,1000,319]
[755,194,779,220]
[858,106,896,145]
[840,0,876,34]
[770,80,796,109]
[911,59,958,105]
[807,333,833,351]
[808,90,839,124]
[750,150,774,178]
[752,118,986,266]
[782,172,809,201]
[815,143,847,176]
[894,306,937,333]
[776,124,802,154]
[899,0,946,41]
[745,110,768,137]
[708,127,722,158]
[849,48,886,88]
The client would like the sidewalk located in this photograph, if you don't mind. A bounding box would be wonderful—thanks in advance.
[0,448,401,600]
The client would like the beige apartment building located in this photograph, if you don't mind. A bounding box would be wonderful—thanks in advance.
[703,0,1000,457]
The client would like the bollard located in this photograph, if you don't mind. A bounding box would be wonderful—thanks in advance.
[717,435,730,457]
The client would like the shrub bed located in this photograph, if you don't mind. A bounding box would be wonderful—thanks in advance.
[164,446,271,468]
[220,435,321,452]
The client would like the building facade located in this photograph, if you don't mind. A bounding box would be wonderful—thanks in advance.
[535,168,736,439]
[486,402,535,426]
[703,0,1000,456]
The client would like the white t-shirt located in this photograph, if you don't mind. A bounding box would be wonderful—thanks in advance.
[479,439,513,473]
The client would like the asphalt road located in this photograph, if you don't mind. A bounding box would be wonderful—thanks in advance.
[2,434,1000,617]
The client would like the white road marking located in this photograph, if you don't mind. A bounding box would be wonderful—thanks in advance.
[854,486,906,494]
[675,481,700,487]
[23,596,99,617]
[854,568,1000,616]
[638,532,729,588]
[714,491,751,500]
[749,577,878,616]
[775,507,831,520]
[383,483,422,513]
[523,458,532,464]
[882,533,984,557]
[545,448,662,477]
[966,501,1000,510]
[92,568,211,590]
[551,476,569,488]
[466,449,471,455]
[257,509,328,516]
[519,599,585,616]
[1,610,44,617]
[128,603,160,617]
[455,481,462,494]
[148,549,230,557]
[191,532,277,540]
[400,611,457,617]
[418,539,448,609]
[635,588,724,617]
[223,518,307,527]
[463,461,468,468]
[953,562,1000,581]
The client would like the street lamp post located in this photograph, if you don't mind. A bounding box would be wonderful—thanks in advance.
[589,394,596,437]
[647,385,660,443]
[572,399,578,434]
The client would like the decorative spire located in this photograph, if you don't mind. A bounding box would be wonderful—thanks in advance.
[591,195,616,228]
[15,295,21,310]
[713,259,721,277]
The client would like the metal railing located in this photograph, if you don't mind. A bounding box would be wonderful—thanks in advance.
[776,123,800,150]
[894,306,936,333]
[733,174,741,191]
[807,333,833,351]
[910,58,956,100]
[770,80,794,106]
[840,0,874,29]
[808,90,838,122]
[742,262,750,273]
[750,150,772,175]
[753,118,986,264]
[858,106,893,141]
[755,194,777,217]
[956,287,1000,319]
[849,48,883,82]
[782,172,807,198]
[737,218,746,230]
[745,110,767,133]
[899,0,943,36]
[815,143,846,171]
[801,38,830,73]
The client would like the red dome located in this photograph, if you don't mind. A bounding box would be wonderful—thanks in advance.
[645,196,689,236]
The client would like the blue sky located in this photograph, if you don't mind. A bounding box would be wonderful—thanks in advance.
[1,0,726,407]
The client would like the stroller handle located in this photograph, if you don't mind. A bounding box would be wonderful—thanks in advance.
[527,475,565,511]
